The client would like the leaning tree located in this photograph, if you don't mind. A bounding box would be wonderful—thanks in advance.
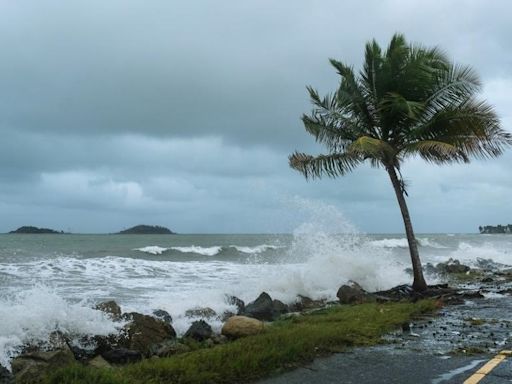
[289,34,511,291]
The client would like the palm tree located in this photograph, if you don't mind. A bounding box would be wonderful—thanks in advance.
[289,34,512,292]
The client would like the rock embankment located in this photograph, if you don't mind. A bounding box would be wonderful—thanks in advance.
[10,261,498,384]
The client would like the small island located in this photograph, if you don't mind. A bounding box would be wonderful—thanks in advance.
[9,226,64,234]
[479,225,512,234]
[117,225,175,235]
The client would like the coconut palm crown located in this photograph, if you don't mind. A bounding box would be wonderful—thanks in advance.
[289,33,512,292]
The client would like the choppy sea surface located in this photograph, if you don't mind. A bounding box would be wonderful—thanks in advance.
[1,211,511,367]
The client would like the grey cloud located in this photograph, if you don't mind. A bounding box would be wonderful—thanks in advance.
[0,0,512,233]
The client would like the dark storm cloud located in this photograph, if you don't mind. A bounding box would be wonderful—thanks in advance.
[0,0,511,233]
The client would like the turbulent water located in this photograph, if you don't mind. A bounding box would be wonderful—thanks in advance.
[1,207,511,368]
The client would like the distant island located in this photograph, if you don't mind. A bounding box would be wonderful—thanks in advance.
[9,226,64,234]
[117,225,175,235]
[479,225,512,234]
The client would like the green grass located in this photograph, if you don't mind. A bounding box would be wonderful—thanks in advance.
[46,301,436,384]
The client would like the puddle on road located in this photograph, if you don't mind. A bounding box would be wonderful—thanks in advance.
[382,280,512,357]
[431,359,486,384]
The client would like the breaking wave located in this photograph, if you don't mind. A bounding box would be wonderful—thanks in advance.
[370,237,447,249]
[0,286,121,369]
[134,244,285,256]
[133,246,168,255]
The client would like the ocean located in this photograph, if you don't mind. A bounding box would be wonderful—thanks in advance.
[1,224,511,367]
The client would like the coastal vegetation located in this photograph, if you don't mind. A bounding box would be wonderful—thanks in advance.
[479,224,512,234]
[8,226,63,234]
[289,33,512,291]
[45,301,435,384]
[117,225,175,235]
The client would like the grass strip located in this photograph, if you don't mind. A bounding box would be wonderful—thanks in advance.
[46,300,436,384]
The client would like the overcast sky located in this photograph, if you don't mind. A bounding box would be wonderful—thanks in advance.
[0,0,511,233]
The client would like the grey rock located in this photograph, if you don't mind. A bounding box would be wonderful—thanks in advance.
[244,292,274,321]
[87,355,112,369]
[337,281,371,304]
[11,345,76,384]
[152,309,173,324]
[149,340,191,357]
[436,258,470,274]
[0,365,14,384]
[272,299,289,317]
[290,295,325,312]
[184,307,217,319]
[121,312,176,356]
[95,300,122,320]
[184,320,213,341]
[226,295,245,314]
[101,348,142,364]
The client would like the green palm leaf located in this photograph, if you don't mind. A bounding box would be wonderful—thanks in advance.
[289,152,362,179]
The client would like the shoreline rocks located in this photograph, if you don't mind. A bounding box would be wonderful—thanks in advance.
[11,345,76,384]
[337,281,373,304]
[96,300,122,320]
[222,316,264,338]
[242,292,290,321]
[120,312,176,356]
[0,365,14,384]
[184,320,213,341]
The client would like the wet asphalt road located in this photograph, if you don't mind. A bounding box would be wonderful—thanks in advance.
[259,346,512,383]
[259,284,512,384]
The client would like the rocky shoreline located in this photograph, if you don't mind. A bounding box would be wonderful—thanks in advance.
[2,257,512,384]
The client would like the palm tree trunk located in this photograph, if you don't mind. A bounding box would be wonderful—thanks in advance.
[386,166,428,292]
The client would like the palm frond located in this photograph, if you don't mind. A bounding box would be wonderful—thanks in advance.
[289,151,362,179]
[302,114,357,152]
[329,59,377,136]
[348,136,395,164]
[402,140,469,164]
[414,64,482,127]
[414,99,512,160]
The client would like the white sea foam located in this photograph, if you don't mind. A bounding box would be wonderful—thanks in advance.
[230,244,284,254]
[448,242,511,268]
[170,246,223,256]
[134,246,169,255]
[370,237,447,249]
[134,244,284,256]
[0,286,121,369]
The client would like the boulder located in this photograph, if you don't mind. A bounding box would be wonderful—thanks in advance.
[152,309,173,324]
[95,301,122,320]
[11,346,76,384]
[337,281,371,304]
[221,316,264,338]
[0,365,14,384]
[290,295,324,311]
[184,307,217,319]
[243,292,274,321]
[121,312,176,355]
[90,334,123,355]
[424,263,438,275]
[436,259,470,274]
[69,344,96,362]
[184,320,213,341]
[101,349,142,365]
[272,299,289,317]
[87,355,112,369]
[148,340,191,357]
[226,295,245,314]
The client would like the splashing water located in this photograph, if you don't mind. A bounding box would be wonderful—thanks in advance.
[0,286,121,369]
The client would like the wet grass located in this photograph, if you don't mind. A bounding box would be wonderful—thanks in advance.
[46,301,436,384]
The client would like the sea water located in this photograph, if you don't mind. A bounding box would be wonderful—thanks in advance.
[0,204,511,367]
